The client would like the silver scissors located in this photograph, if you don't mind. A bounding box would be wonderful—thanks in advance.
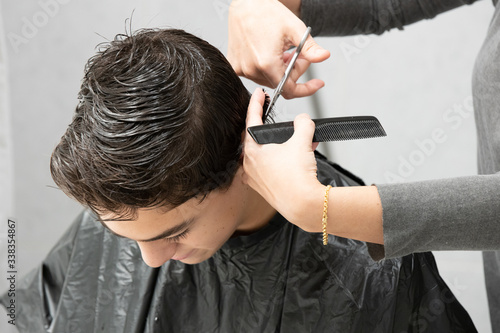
[266,26,312,114]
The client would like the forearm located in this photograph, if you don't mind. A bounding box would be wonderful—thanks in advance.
[330,186,384,244]
[378,173,500,258]
[300,173,500,259]
[300,0,479,36]
[299,184,384,245]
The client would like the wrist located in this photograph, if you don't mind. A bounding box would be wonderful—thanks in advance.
[289,181,325,233]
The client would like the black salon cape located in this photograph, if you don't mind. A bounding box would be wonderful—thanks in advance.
[1,154,476,332]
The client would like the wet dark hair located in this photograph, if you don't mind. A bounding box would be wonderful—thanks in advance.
[50,28,257,218]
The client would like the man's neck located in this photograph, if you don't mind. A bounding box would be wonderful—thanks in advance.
[233,184,277,236]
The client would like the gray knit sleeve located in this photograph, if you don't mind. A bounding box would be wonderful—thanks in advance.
[376,173,500,258]
[300,0,478,36]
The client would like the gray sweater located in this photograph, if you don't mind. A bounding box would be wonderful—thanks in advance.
[301,0,500,329]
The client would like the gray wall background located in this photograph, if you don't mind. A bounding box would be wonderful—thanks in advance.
[0,0,494,331]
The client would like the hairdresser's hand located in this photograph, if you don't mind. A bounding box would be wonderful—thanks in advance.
[228,0,330,99]
[243,88,324,230]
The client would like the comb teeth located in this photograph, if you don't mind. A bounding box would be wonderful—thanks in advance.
[247,116,387,144]
[313,119,386,142]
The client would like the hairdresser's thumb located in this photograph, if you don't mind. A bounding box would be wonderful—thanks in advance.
[301,36,330,63]
[291,113,316,149]
[246,88,266,127]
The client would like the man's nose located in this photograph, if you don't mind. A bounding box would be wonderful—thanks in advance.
[137,241,177,268]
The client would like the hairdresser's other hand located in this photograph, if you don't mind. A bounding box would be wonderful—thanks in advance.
[228,0,330,99]
[243,88,323,230]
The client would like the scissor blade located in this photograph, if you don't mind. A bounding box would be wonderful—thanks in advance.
[265,26,312,115]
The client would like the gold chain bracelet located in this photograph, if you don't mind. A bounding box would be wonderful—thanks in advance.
[322,185,332,245]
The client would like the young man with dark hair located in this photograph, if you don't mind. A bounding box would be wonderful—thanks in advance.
[3,28,476,332]
[50,29,271,267]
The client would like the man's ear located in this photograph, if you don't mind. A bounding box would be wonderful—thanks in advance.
[239,129,246,162]
[240,129,246,144]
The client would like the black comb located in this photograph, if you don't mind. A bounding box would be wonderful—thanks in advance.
[247,116,386,144]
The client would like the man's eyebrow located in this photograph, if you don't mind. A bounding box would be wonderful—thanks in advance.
[99,217,195,243]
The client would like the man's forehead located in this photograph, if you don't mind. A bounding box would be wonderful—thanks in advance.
[98,204,176,222]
